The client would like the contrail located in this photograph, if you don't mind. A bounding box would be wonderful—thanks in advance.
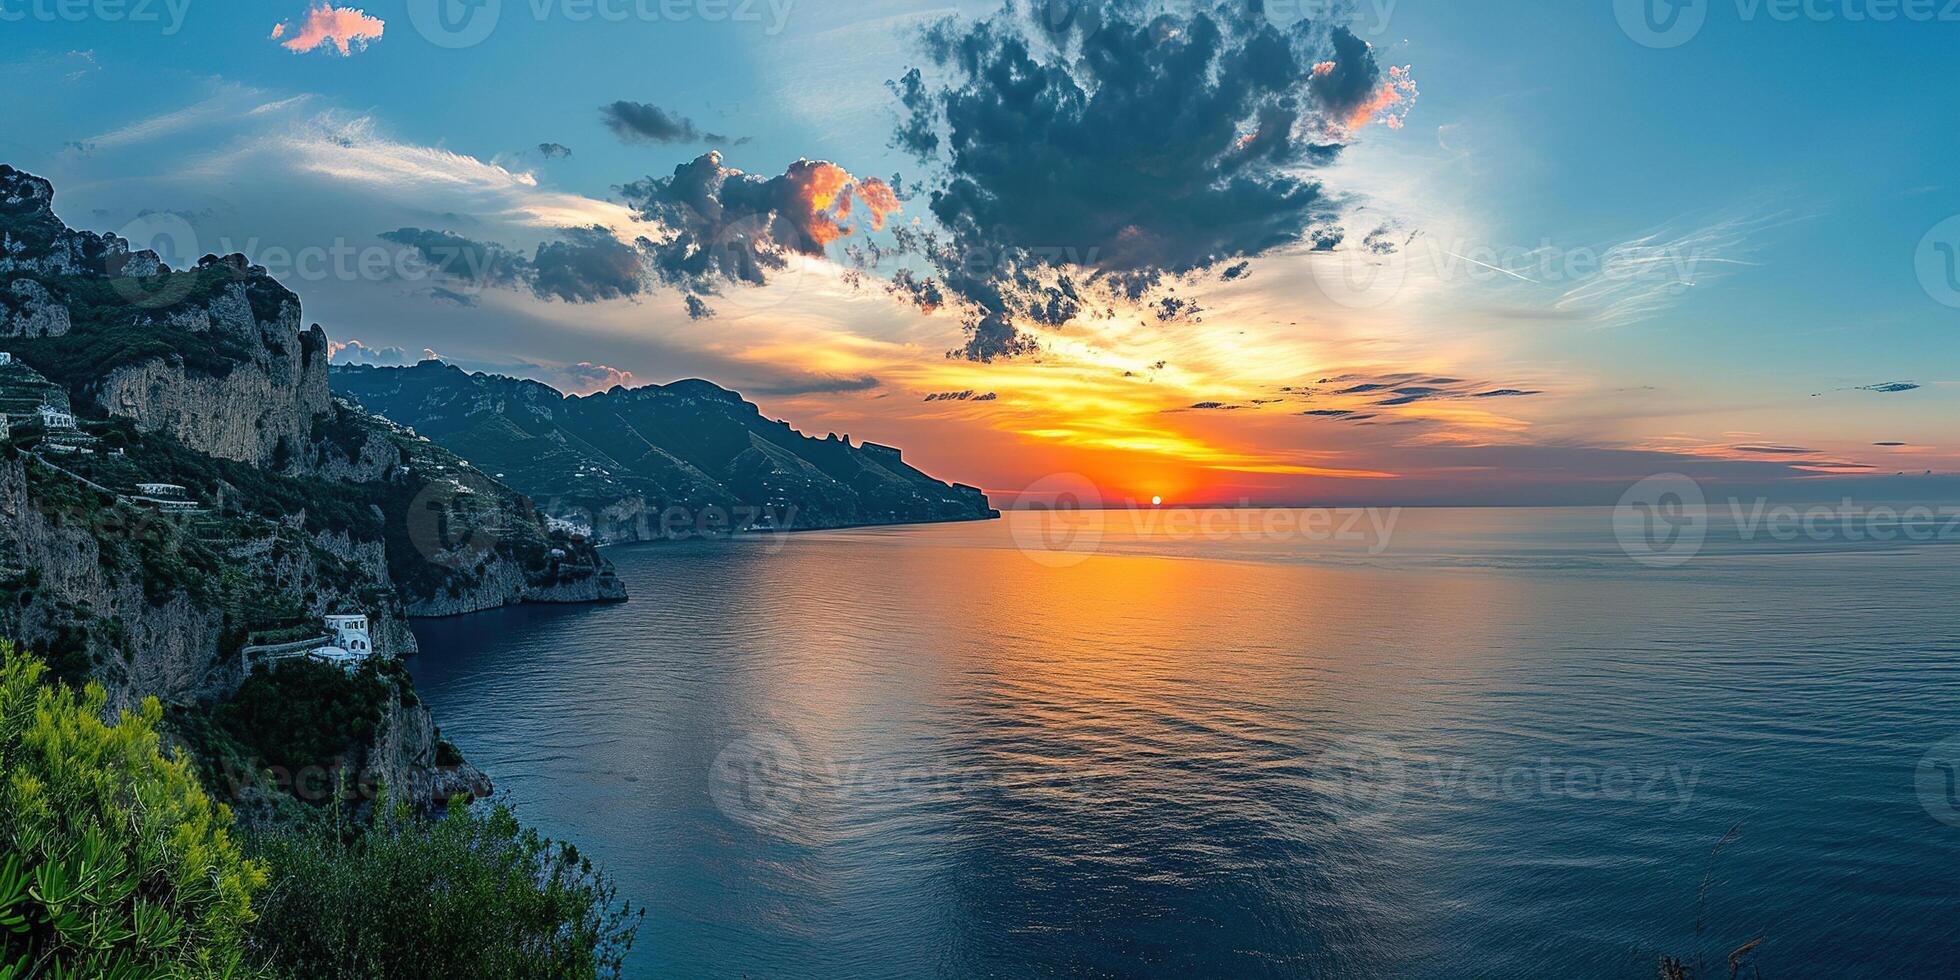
[1445,250,1538,283]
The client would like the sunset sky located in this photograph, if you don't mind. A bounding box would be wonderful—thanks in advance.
[7,0,1956,505]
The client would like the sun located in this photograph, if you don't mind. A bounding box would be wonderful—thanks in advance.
[1151,495,1163,506]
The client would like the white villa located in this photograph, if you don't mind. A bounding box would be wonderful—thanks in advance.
[308,614,376,670]
[0,352,12,365]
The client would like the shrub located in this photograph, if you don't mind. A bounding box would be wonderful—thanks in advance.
[248,798,644,979]
[0,643,270,978]
[219,660,390,790]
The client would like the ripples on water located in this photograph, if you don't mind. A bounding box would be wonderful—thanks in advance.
[410,508,1960,978]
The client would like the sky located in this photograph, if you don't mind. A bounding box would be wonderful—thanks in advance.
[4,0,1956,506]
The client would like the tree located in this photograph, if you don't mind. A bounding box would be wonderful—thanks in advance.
[248,796,644,979]
[0,643,269,978]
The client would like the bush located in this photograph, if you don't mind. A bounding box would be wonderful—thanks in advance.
[219,661,389,790]
[0,643,269,978]
[248,798,643,979]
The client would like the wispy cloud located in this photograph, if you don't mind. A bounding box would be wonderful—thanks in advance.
[1549,213,1778,326]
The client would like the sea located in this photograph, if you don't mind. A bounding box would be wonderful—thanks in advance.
[409,505,1960,978]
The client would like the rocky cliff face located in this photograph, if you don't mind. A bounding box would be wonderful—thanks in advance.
[0,164,626,810]
[362,693,492,809]
[0,455,236,708]
[95,272,333,469]
[3,167,334,470]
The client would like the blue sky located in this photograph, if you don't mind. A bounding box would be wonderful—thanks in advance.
[3,0,1954,503]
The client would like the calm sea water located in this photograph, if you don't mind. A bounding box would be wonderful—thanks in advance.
[410,507,1960,978]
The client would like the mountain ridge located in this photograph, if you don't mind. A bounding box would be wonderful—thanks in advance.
[331,360,999,544]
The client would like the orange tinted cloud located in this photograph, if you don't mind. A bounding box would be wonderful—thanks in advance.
[783,161,902,247]
[275,5,384,56]
[1345,66,1418,130]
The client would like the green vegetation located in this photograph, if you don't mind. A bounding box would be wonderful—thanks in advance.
[1,646,646,979]
[219,661,390,791]
[8,268,271,392]
[248,799,643,980]
[0,643,270,979]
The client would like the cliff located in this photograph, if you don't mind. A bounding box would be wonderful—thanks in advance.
[0,164,622,810]
[332,362,999,544]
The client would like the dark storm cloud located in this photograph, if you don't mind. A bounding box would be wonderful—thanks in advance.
[1307,27,1379,121]
[379,227,528,287]
[531,226,650,303]
[379,226,651,304]
[601,101,742,146]
[617,150,900,316]
[891,0,1410,359]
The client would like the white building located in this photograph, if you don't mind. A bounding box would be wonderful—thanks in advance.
[309,614,376,671]
[323,614,373,654]
[0,352,13,365]
[135,482,188,497]
[36,403,75,430]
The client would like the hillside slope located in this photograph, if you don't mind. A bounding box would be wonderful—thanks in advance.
[332,362,998,543]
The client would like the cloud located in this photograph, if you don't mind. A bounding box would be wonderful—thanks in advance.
[275,5,384,56]
[1809,381,1922,396]
[888,1,1416,359]
[600,101,742,145]
[1549,214,1772,326]
[560,362,637,394]
[530,226,650,303]
[537,142,572,159]
[329,339,409,365]
[617,150,899,316]
[752,375,884,396]
[379,227,529,287]
[64,49,99,81]
[380,224,649,304]
[923,389,996,402]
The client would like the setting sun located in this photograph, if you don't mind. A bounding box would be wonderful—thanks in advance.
[1151,496,1163,506]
